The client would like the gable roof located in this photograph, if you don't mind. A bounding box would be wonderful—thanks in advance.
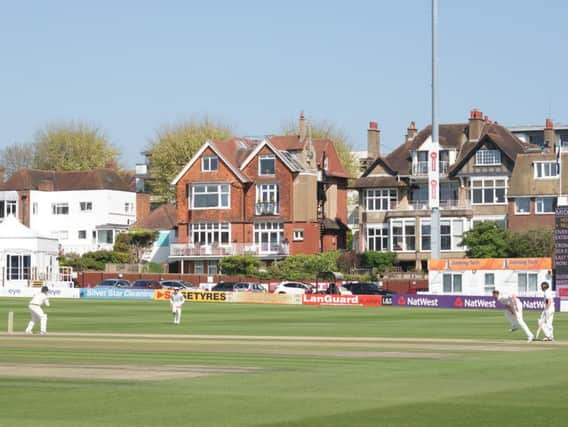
[449,124,539,175]
[312,139,350,179]
[2,168,132,192]
[170,140,251,185]
[240,139,304,173]
[133,203,177,230]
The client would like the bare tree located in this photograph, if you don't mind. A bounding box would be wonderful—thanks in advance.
[0,142,36,178]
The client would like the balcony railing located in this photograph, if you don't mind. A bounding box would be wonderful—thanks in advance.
[377,199,471,212]
[255,202,279,216]
[170,242,290,258]
[411,161,449,176]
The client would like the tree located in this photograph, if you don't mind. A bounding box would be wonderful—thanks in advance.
[33,121,120,171]
[282,118,359,177]
[0,142,35,178]
[219,255,260,276]
[507,229,554,258]
[461,222,509,258]
[118,229,159,264]
[146,117,233,203]
[268,251,340,280]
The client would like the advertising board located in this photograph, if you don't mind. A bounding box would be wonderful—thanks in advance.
[393,294,559,312]
[302,294,382,307]
[80,288,154,300]
[0,288,80,298]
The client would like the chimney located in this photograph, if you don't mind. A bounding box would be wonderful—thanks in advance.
[0,166,4,187]
[544,118,555,152]
[468,109,484,141]
[299,111,306,141]
[367,121,380,159]
[406,121,417,141]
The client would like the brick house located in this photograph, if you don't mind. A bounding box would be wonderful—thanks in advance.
[351,110,539,271]
[508,119,567,232]
[169,114,350,274]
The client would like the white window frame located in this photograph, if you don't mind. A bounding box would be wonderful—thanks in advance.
[421,218,465,252]
[80,201,93,212]
[390,219,416,252]
[52,203,69,215]
[293,230,304,241]
[258,154,276,176]
[78,230,87,239]
[6,254,31,280]
[475,150,501,166]
[254,222,284,253]
[207,262,218,275]
[194,261,204,274]
[471,178,507,205]
[32,202,38,215]
[365,189,398,211]
[514,198,530,215]
[443,273,463,294]
[534,161,558,179]
[190,223,230,245]
[124,202,134,213]
[366,224,389,251]
[517,272,538,295]
[484,273,495,295]
[535,197,556,215]
[202,156,218,172]
[256,184,279,215]
[191,183,230,209]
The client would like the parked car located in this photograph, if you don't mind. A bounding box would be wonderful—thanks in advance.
[129,279,162,289]
[95,278,131,288]
[273,281,313,295]
[160,280,194,290]
[211,282,266,292]
[342,282,394,296]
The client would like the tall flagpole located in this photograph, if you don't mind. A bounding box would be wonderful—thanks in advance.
[430,0,441,259]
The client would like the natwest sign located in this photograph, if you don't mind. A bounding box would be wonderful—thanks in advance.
[302,294,382,307]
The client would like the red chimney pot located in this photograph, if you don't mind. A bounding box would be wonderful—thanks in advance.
[369,121,379,130]
[545,118,554,129]
[470,109,483,119]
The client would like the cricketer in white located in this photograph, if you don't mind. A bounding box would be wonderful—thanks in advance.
[170,288,185,325]
[492,289,534,343]
[539,282,554,341]
[25,286,50,335]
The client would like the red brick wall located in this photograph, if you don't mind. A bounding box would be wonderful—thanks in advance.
[136,193,151,223]
[286,222,320,254]
[507,199,555,232]
[241,145,294,222]
[175,147,246,243]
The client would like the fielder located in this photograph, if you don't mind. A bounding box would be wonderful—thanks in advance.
[538,282,554,341]
[170,288,185,325]
[25,286,50,335]
[492,289,534,343]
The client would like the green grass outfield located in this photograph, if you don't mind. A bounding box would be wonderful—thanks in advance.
[0,298,567,427]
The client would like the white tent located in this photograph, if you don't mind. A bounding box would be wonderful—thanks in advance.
[0,216,61,287]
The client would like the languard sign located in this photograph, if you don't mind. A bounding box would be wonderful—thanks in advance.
[393,294,559,312]
[302,294,383,307]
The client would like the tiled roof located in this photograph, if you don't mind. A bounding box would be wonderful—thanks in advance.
[133,203,177,230]
[2,168,133,192]
[312,139,351,179]
[349,176,405,189]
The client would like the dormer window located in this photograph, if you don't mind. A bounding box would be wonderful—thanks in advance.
[259,154,275,175]
[475,150,501,166]
[202,156,218,172]
[534,161,557,179]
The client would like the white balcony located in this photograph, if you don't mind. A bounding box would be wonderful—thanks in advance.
[169,242,290,259]
[255,202,279,216]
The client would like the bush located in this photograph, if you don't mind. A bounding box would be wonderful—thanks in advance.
[269,251,341,280]
[220,255,260,276]
[336,251,360,273]
[360,251,396,273]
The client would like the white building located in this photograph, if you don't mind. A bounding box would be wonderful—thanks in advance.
[428,258,552,297]
[0,168,136,255]
[0,215,66,287]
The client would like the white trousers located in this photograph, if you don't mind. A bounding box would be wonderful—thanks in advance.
[26,305,47,334]
[539,311,554,339]
[171,306,182,324]
[504,304,532,339]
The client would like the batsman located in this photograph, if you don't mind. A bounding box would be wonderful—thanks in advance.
[537,282,554,341]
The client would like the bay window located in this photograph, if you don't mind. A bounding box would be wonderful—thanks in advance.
[366,224,389,251]
[391,219,415,251]
[471,178,506,204]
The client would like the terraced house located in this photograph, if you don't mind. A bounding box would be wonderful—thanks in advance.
[169,114,350,274]
[351,110,540,271]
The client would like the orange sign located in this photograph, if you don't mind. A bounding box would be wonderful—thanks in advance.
[428,259,447,271]
[448,259,505,270]
[506,258,552,270]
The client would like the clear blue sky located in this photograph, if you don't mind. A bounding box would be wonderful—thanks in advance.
[1,0,567,168]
